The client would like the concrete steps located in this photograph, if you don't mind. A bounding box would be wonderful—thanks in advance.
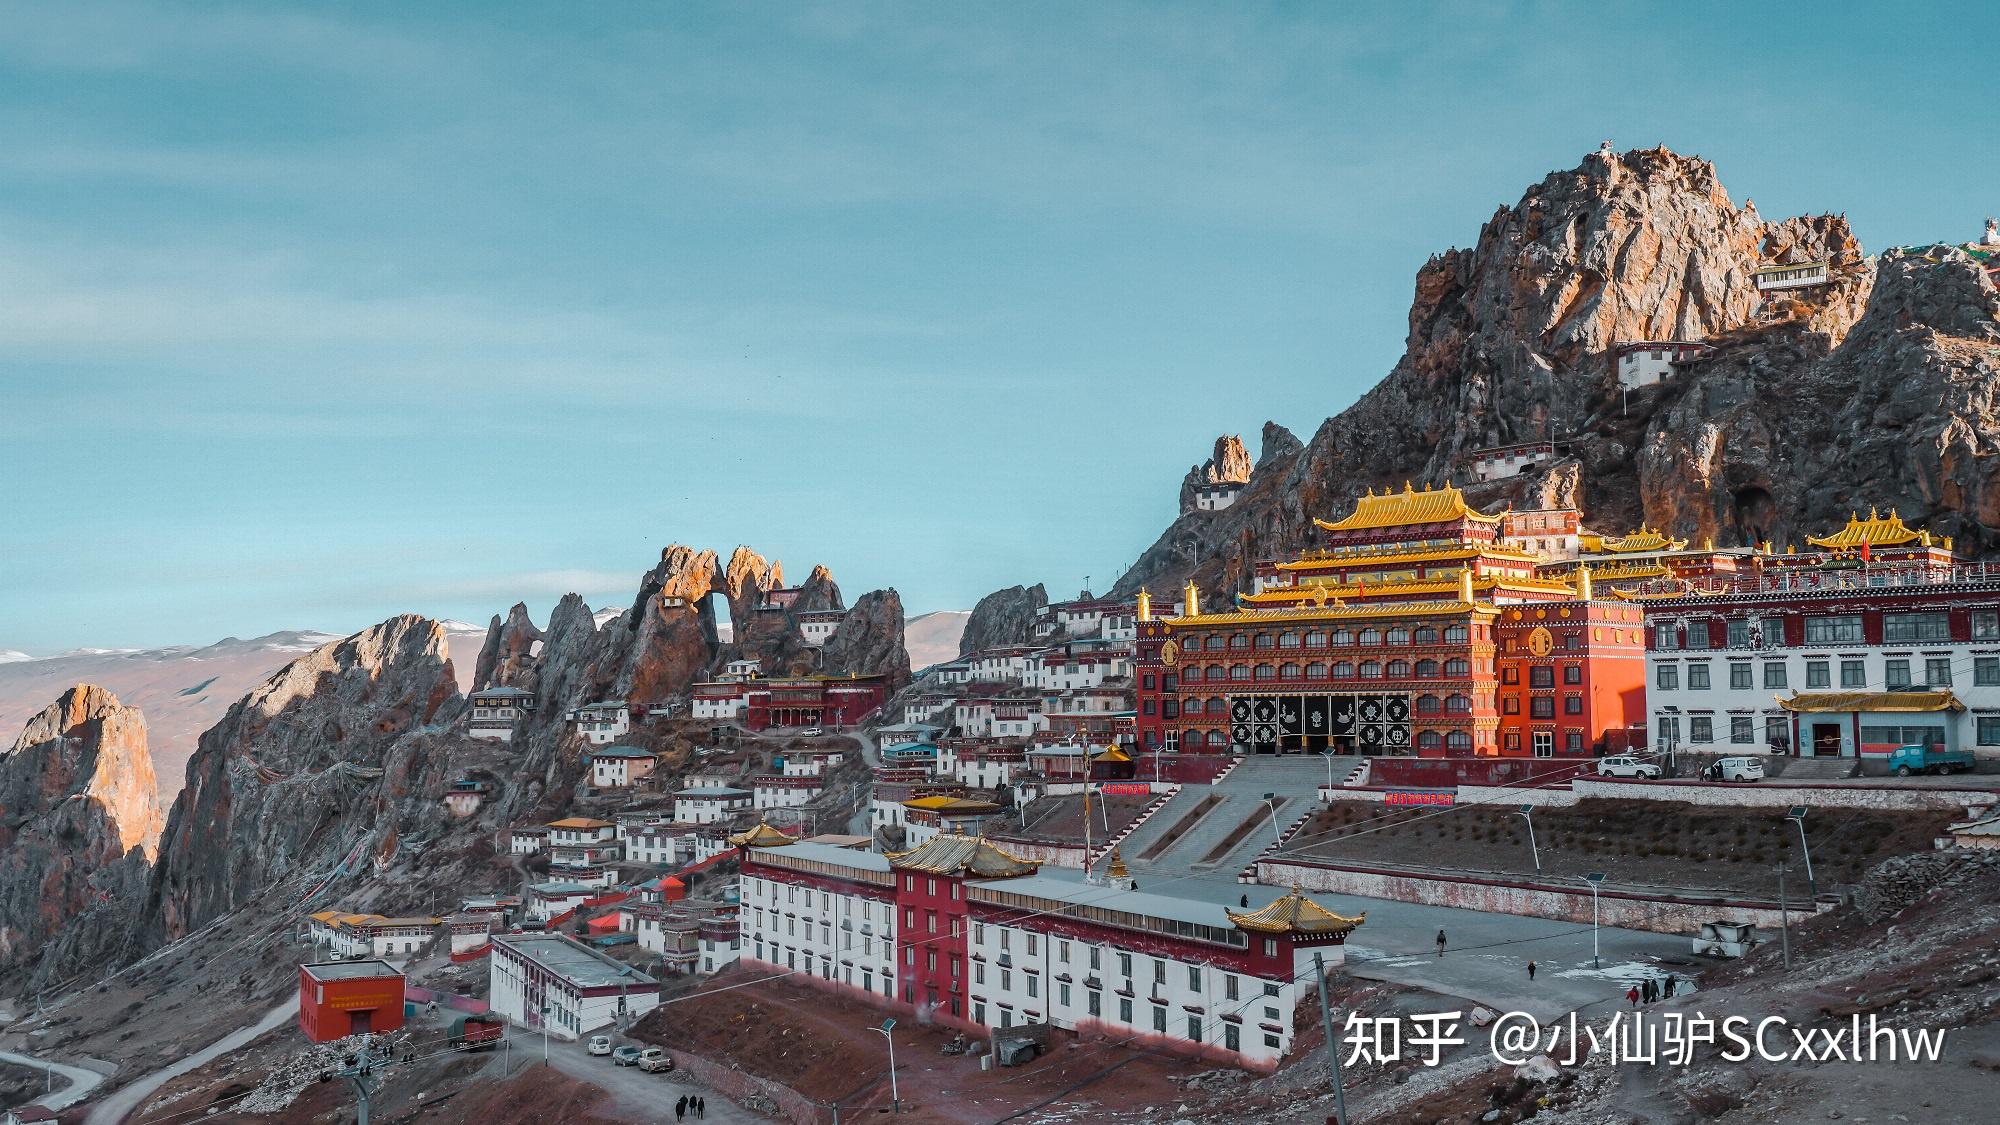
[1125,755,1335,874]
[1775,756,1858,781]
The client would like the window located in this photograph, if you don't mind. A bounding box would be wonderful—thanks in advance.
[1529,667,1554,689]
[1359,661,1382,679]
[1841,659,1867,688]
[1687,664,1711,690]
[1504,731,1521,752]
[1254,665,1276,681]
[1304,630,1328,647]
[1187,965,1202,990]
[1530,697,1554,719]
[1152,1006,1167,1032]
[1416,659,1439,677]
[1386,659,1411,678]
[1059,982,1071,1006]
[1805,615,1864,644]
[1117,952,1131,978]
[1386,627,1410,645]
[1883,613,1950,642]
[1224,974,1239,1001]
[1331,662,1354,680]
[1730,663,1753,690]
[1188,1016,1203,1043]
[1279,632,1301,649]
[1976,657,2000,686]
[1414,626,1438,644]
[1974,611,2000,640]
[1445,693,1471,714]
[1564,694,1583,715]
[1654,621,1679,651]
[1088,991,1101,1017]
[1502,696,1519,715]
[1685,623,1710,650]
[1764,663,1788,689]
[1731,716,1753,743]
[1656,665,1679,690]
[1447,731,1473,751]
[1766,716,1790,748]
[1331,630,1353,647]
[1444,625,1468,643]
[1416,694,1441,715]
[1152,959,1166,985]
[1027,975,1039,998]
[1254,633,1275,650]
[1531,731,1553,757]
[974,963,985,985]
[1926,657,1952,687]
[1806,660,1830,688]
[1563,664,1582,684]
[1229,633,1250,650]
[1225,1024,1241,1052]
[1230,665,1251,681]
[1280,663,1300,679]
[1727,619,1751,648]
[1358,629,1381,645]
[1118,996,1132,1022]
[1690,716,1714,743]
[1445,658,1470,676]
[1501,666,1518,685]
[1885,659,1911,689]
[1305,662,1327,679]
[1980,717,2000,746]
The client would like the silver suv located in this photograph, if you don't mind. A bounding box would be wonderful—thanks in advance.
[1597,755,1662,780]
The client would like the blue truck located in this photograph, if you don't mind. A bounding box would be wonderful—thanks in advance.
[1886,743,1976,777]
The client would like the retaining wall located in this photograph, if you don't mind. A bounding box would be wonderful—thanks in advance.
[1254,857,1824,935]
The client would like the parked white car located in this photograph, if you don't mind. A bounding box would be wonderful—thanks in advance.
[800,727,824,737]
[587,1035,612,1056]
[1597,756,1662,780]
[1707,757,1765,782]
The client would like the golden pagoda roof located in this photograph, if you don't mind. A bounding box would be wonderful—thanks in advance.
[1584,527,1689,554]
[1314,482,1503,532]
[1806,508,1923,550]
[886,834,1040,878]
[726,821,800,848]
[1275,545,1543,571]
[1776,690,1963,714]
[1166,598,1499,628]
[1237,574,1574,606]
[1226,885,1366,936]
[901,795,1002,812]
[1091,744,1132,763]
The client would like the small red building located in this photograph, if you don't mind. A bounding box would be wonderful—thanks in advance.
[299,960,406,1042]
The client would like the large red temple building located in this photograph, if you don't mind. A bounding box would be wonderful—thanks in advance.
[1136,483,1648,759]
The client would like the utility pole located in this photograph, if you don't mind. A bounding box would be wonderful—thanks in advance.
[1312,953,1349,1125]
[1516,805,1541,874]
[322,1044,384,1125]
[1777,864,1792,970]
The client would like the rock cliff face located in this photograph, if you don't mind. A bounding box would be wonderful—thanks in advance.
[472,602,543,691]
[618,545,725,705]
[0,685,164,988]
[1115,146,2000,598]
[146,616,460,942]
[821,589,912,689]
[959,583,1048,656]
[1178,434,1254,513]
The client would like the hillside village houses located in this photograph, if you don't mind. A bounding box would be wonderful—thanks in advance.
[306,911,442,960]
[586,745,659,789]
[466,686,535,741]
[675,786,754,824]
[564,700,631,745]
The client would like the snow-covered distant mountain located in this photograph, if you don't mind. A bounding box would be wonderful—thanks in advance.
[905,610,970,671]
[0,650,30,664]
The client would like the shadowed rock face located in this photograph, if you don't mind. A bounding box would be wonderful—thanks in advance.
[0,684,164,988]
[146,615,459,943]
[1179,434,1254,513]
[473,603,543,692]
[1114,146,2000,598]
[821,589,911,690]
[959,584,1048,656]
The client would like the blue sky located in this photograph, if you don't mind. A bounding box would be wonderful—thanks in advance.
[3,2,1994,653]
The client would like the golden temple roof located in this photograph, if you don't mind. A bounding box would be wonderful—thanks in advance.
[1226,885,1366,936]
[1275,545,1543,570]
[886,834,1040,878]
[1582,527,1689,554]
[727,821,800,848]
[902,795,1002,812]
[1806,508,1923,550]
[1776,690,1963,714]
[1166,598,1500,628]
[1091,744,1132,763]
[1314,482,1502,532]
[1238,574,1575,606]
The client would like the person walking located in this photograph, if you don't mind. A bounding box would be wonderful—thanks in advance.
[698,1096,707,1118]
[1240,894,1249,908]
[1642,977,1657,1004]
[676,1095,687,1121]
[1527,959,1537,982]
[1663,973,1678,999]
[1626,984,1641,1009]
[1435,929,1448,958]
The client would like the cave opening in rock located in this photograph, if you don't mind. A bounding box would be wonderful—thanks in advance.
[1732,485,1776,545]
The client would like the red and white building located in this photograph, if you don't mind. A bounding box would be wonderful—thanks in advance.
[675,786,753,824]
[736,834,1363,1071]
[798,609,848,646]
[565,700,631,745]
[1613,340,1711,390]
[587,745,659,789]
[489,933,659,1039]
[753,773,824,810]
[467,686,535,741]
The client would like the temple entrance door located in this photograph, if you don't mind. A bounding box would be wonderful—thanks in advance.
[1333,735,1355,755]
[1305,734,1328,754]
[1811,723,1843,757]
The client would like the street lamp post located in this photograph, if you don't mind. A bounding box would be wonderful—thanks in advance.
[1785,806,1815,898]
[1572,872,1606,969]
[1262,793,1284,845]
[1515,805,1541,874]
[871,1018,900,1113]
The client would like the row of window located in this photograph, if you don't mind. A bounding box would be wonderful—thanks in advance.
[1654,610,2000,651]
[1159,728,1479,751]
[1183,625,1473,651]
[1176,657,1475,682]
[1654,655,1989,691]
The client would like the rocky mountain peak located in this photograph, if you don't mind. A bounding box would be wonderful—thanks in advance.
[472,601,543,691]
[0,684,165,986]
[822,589,911,689]
[959,583,1048,656]
[1178,435,1254,513]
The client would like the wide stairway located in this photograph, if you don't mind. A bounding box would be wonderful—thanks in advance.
[1123,756,1332,875]
[1773,755,1859,781]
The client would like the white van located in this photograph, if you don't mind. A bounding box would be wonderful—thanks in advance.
[1709,757,1765,782]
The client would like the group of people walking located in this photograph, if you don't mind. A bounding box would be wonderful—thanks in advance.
[1624,974,1679,1007]
[675,1094,706,1120]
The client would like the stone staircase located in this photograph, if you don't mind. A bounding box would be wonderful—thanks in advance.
[1124,756,1330,875]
